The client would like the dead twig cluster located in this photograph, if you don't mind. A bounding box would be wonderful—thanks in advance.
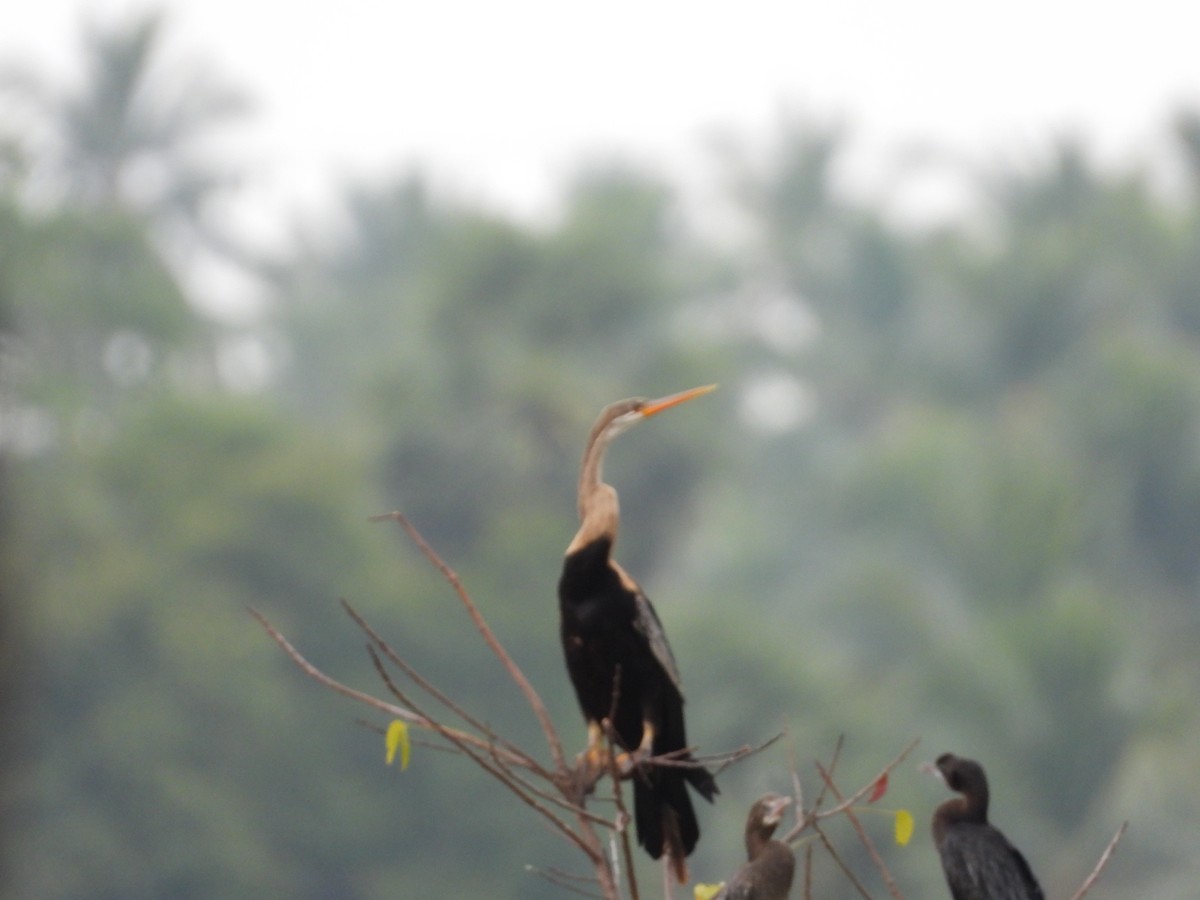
[255,512,1127,899]
[772,734,1126,899]
[255,511,766,899]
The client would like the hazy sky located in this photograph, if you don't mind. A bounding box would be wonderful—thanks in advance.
[6,0,1199,244]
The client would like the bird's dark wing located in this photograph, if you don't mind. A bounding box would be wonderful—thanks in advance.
[1008,844,1045,900]
[609,559,685,694]
[632,588,684,695]
[939,824,1044,900]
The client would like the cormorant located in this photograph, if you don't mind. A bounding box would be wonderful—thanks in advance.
[715,793,795,899]
[926,753,1044,900]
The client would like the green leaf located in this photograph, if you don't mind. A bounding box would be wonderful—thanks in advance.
[385,720,411,771]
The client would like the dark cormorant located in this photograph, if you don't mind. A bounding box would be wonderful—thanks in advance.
[715,793,795,899]
[926,753,1045,900]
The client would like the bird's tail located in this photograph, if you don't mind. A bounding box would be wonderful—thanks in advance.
[662,804,690,885]
[633,773,692,883]
[686,754,719,801]
[633,755,717,883]
[631,697,718,880]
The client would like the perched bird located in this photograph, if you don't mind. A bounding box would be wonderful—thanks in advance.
[558,385,719,883]
[714,793,795,900]
[925,753,1045,900]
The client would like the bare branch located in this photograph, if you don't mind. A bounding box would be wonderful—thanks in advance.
[600,723,639,900]
[265,517,933,900]
[254,605,603,860]
[815,762,904,900]
[355,718,462,754]
[360,644,597,859]
[784,738,919,843]
[347,601,614,832]
[371,510,568,772]
[815,734,846,808]
[690,732,783,775]
[252,608,427,726]
[1068,821,1128,900]
[525,865,607,899]
[485,740,619,830]
[786,731,805,828]
[342,597,542,774]
[810,819,875,899]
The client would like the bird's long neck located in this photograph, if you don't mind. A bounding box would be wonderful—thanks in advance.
[568,426,619,555]
[964,783,989,821]
[938,788,989,829]
[745,825,774,860]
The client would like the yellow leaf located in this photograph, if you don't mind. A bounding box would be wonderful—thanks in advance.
[385,720,411,771]
[894,809,914,846]
[693,883,724,900]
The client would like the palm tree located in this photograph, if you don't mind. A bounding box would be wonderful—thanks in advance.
[7,11,248,233]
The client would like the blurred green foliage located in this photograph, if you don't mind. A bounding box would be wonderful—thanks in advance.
[3,12,1200,899]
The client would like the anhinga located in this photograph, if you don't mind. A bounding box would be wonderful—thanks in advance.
[558,384,719,882]
[925,753,1045,900]
[715,793,795,900]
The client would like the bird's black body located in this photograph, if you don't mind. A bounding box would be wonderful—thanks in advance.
[557,386,719,881]
[716,794,795,900]
[558,535,716,861]
[931,754,1044,900]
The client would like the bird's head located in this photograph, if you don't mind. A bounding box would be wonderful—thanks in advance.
[756,793,792,828]
[922,752,988,797]
[594,384,718,443]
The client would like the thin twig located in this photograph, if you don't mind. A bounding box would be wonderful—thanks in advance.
[1068,821,1128,900]
[600,714,639,900]
[486,740,619,829]
[525,865,607,899]
[256,607,559,813]
[253,608,433,728]
[786,730,805,829]
[355,718,467,755]
[362,644,595,858]
[810,818,874,899]
[816,735,846,807]
[342,598,542,774]
[696,732,783,775]
[784,738,919,843]
[372,511,569,772]
[346,578,622,884]
[363,644,522,782]
[816,763,904,900]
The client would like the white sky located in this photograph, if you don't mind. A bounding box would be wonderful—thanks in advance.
[5,0,1200,252]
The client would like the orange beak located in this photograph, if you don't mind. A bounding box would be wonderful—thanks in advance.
[639,384,717,419]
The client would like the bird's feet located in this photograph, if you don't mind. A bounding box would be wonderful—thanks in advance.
[572,743,610,794]
[613,745,652,778]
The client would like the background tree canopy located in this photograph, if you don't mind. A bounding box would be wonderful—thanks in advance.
[3,12,1199,899]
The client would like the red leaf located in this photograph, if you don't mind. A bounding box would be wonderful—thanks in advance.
[868,772,888,803]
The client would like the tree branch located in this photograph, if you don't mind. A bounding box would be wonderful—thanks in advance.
[371,510,569,773]
[815,761,904,900]
[1069,821,1128,900]
[784,738,919,842]
[342,597,541,774]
